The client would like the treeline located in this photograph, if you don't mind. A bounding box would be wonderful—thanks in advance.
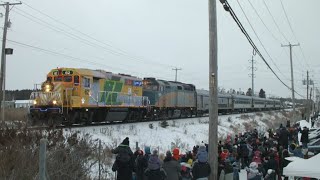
[4,89,33,100]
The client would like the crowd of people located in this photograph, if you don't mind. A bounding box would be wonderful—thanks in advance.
[111,120,313,180]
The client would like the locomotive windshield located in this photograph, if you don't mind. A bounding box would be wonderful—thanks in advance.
[64,76,72,82]
[53,75,73,82]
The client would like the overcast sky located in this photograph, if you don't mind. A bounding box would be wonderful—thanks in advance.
[1,0,319,98]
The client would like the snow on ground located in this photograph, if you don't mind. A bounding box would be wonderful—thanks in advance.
[66,110,293,154]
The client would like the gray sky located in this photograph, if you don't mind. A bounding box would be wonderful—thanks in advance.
[2,0,319,98]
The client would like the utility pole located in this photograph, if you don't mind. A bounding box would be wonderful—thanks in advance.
[208,0,218,179]
[307,71,309,100]
[248,53,256,96]
[312,82,315,113]
[0,2,21,123]
[282,43,299,121]
[172,67,182,82]
[307,71,309,120]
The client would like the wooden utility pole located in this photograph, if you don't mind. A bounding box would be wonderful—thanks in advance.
[307,71,309,119]
[281,43,299,121]
[208,0,218,179]
[248,54,256,97]
[0,2,21,122]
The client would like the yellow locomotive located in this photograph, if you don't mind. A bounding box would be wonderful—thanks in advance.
[29,68,149,126]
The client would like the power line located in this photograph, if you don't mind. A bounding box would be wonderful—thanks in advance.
[246,0,280,43]
[279,0,297,41]
[6,39,174,80]
[248,0,303,73]
[13,6,176,69]
[236,0,290,81]
[262,0,289,43]
[279,0,311,70]
[219,0,305,99]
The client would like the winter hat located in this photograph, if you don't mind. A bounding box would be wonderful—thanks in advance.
[267,169,274,174]
[173,148,180,160]
[138,150,144,156]
[148,155,161,170]
[166,151,172,158]
[249,162,258,169]
[122,137,129,146]
[153,149,158,156]
[196,145,208,163]
[220,149,229,161]
[145,146,151,154]
[187,159,193,166]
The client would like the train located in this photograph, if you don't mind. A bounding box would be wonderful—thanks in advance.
[28,67,281,126]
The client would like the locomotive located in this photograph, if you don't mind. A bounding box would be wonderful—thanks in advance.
[28,67,281,126]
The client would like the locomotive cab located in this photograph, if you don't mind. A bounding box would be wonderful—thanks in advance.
[29,69,79,126]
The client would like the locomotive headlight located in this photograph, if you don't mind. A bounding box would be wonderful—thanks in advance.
[45,85,52,92]
[43,83,53,92]
[52,100,57,105]
[33,100,37,105]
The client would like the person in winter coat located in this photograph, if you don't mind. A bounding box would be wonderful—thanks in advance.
[111,137,134,180]
[300,126,309,149]
[144,150,167,180]
[220,149,230,161]
[180,162,192,180]
[264,169,276,180]
[163,151,181,180]
[278,126,289,149]
[280,149,290,180]
[192,145,211,180]
[239,141,249,169]
[264,153,278,178]
[246,162,262,180]
[196,146,208,163]
[181,159,193,180]
[232,161,240,180]
[289,143,303,158]
[136,146,151,180]
[135,150,145,180]
[219,159,234,180]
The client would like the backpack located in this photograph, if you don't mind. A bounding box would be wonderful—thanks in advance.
[117,147,132,164]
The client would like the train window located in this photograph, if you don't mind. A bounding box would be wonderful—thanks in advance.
[54,76,63,82]
[166,86,171,89]
[83,77,90,88]
[74,76,79,85]
[177,86,182,90]
[64,76,72,82]
[47,76,52,82]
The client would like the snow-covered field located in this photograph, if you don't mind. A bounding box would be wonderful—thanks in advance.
[67,110,294,154]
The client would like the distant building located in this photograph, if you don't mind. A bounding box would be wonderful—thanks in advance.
[14,100,32,108]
